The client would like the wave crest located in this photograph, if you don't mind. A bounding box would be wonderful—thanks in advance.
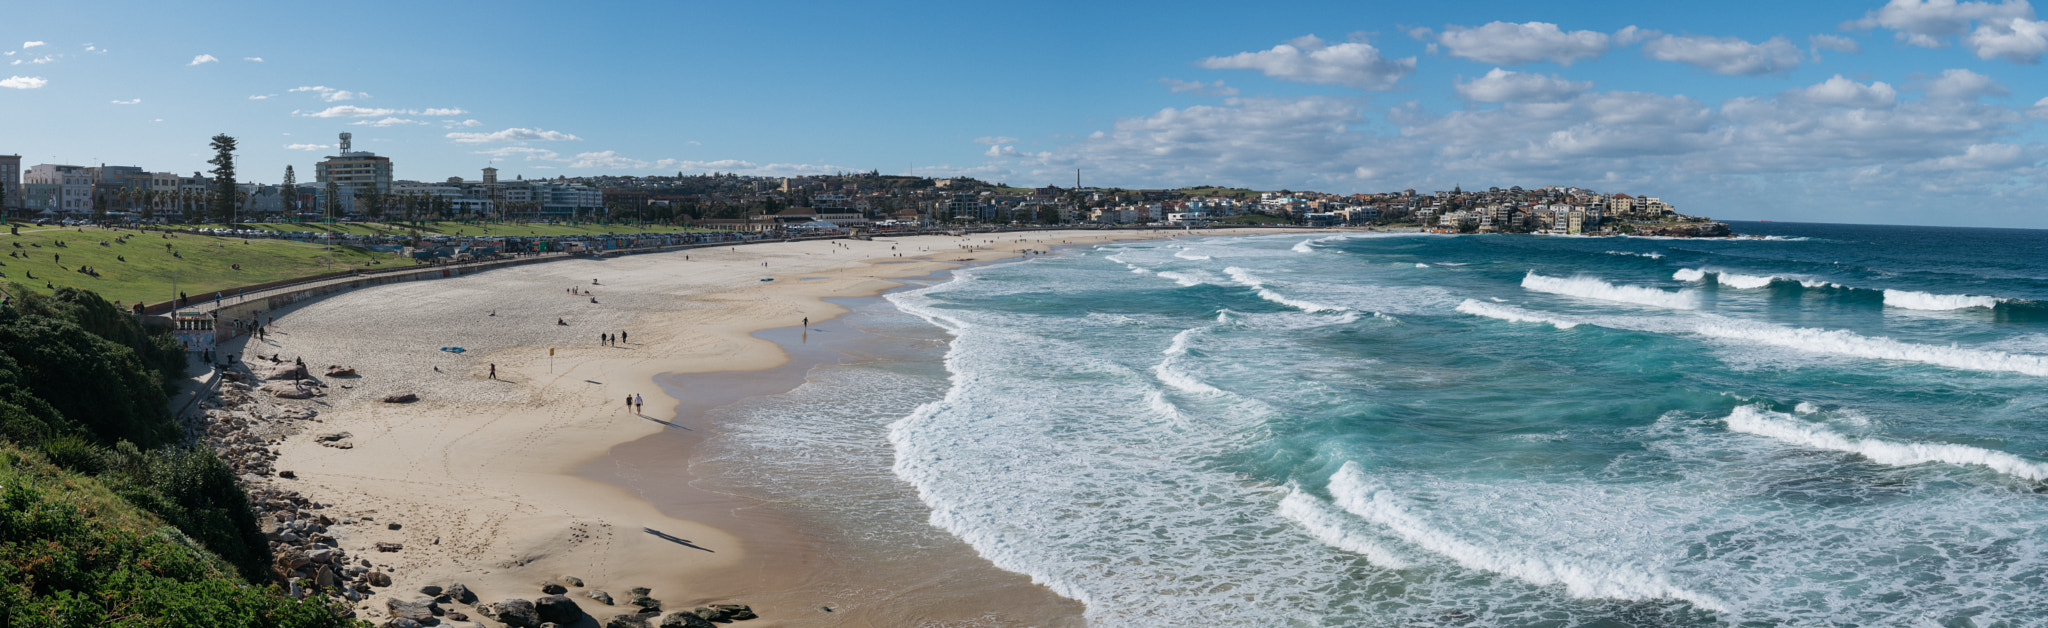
[1522,272,1701,310]
[1883,289,2004,311]
[1456,299,1580,329]
[1723,406,2048,481]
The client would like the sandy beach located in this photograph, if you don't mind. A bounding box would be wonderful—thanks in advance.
[229,228,1298,626]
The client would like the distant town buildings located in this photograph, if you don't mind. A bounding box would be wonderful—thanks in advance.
[0,137,1713,234]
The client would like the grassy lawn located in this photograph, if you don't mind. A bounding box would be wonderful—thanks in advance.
[191,221,711,237]
[3,224,418,306]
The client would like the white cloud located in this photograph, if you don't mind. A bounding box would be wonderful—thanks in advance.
[1923,68,2009,99]
[22,41,45,49]
[973,136,1019,145]
[1794,75,1898,107]
[442,119,483,128]
[111,98,141,105]
[1811,34,1863,54]
[350,117,425,127]
[284,143,332,151]
[568,150,651,169]
[248,94,275,100]
[188,54,218,66]
[298,105,401,118]
[985,145,1020,157]
[1198,35,1415,89]
[1455,68,1592,103]
[1966,16,2048,62]
[290,86,368,101]
[1641,34,1802,75]
[244,57,263,62]
[2030,96,2048,119]
[0,76,46,89]
[446,127,581,143]
[472,147,562,161]
[2,52,11,57]
[12,55,56,66]
[1159,78,1240,96]
[1907,143,2031,169]
[1040,96,1371,188]
[416,107,467,116]
[1848,0,2032,47]
[1436,21,1612,65]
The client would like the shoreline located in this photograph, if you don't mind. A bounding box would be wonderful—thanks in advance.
[236,228,1307,625]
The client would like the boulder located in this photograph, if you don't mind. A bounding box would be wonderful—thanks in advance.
[314,432,352,443]
[383,393,420,403]
[376,542,403,552]
[659,612,716,628]
[387,619,421,628]
[479,599,541,628]
[709,604,755,621]
[308,548,334,564]
[419,585,444,597]
[261,382,323,399]
[628,594,660,612]
[561,576,584,588]
[541,583,567,595]
[385,597,440,623]
[315,565,338,588]
[586,590,614,605]
[604,613,651,628]
[534,595,585,625]
[367,571,392,587]
[253,361,308,381]
[326,365,358,377]
[446,582,477,605]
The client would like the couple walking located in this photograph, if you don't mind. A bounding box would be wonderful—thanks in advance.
[625,393,644,414]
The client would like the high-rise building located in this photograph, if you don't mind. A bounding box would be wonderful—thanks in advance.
[314,132,393,199]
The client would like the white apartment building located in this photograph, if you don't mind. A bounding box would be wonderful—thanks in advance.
[24,164,93,214]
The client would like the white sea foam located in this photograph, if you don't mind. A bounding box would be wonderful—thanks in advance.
[1693,321,2048,378]
[1675,268,1779,289]
[1798,279,1844,289]
[1277,489,1412,569]
[1606,250,1665,259]
[1291,234,1353,253]
[1327,463,1729,611]
[1456,299,1580,329]
[1415,263,1431,268]
[1174,249,1212,261]
[1883,289,2004,311]
[1225,266,1351,313]
[1154,270,1227,288]
[1794,402,1820,415]
[1723,406,2048,481]
[1716,272,1777,290]
[1154,327,1224,395]
[1522,272,1700,310]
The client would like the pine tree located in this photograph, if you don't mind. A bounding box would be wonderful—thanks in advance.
[280,165,297,216]
[207,134,238,224]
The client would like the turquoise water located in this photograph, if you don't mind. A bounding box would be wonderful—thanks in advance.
[877,223,2048,626]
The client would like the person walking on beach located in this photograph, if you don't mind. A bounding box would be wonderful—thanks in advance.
[634,393,643,414]
[626,394,634,412]
[489,363,497,379]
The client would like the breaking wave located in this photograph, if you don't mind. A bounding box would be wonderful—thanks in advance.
[1456,299,1579,329]
[1226,266,1351,313]
[1883,289,2005,311]
[1522,272,1700,310]
[1693,322,2048,378]
[1326,462,1729,612]
[1723,406,2048,481]
[1674,268,1781,289]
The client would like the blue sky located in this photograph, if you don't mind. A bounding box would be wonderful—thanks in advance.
[3,0,2046,227]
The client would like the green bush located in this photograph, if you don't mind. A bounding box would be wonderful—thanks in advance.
[0,446,359,627]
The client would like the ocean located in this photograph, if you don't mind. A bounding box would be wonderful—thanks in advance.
[713,222,2048,626]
